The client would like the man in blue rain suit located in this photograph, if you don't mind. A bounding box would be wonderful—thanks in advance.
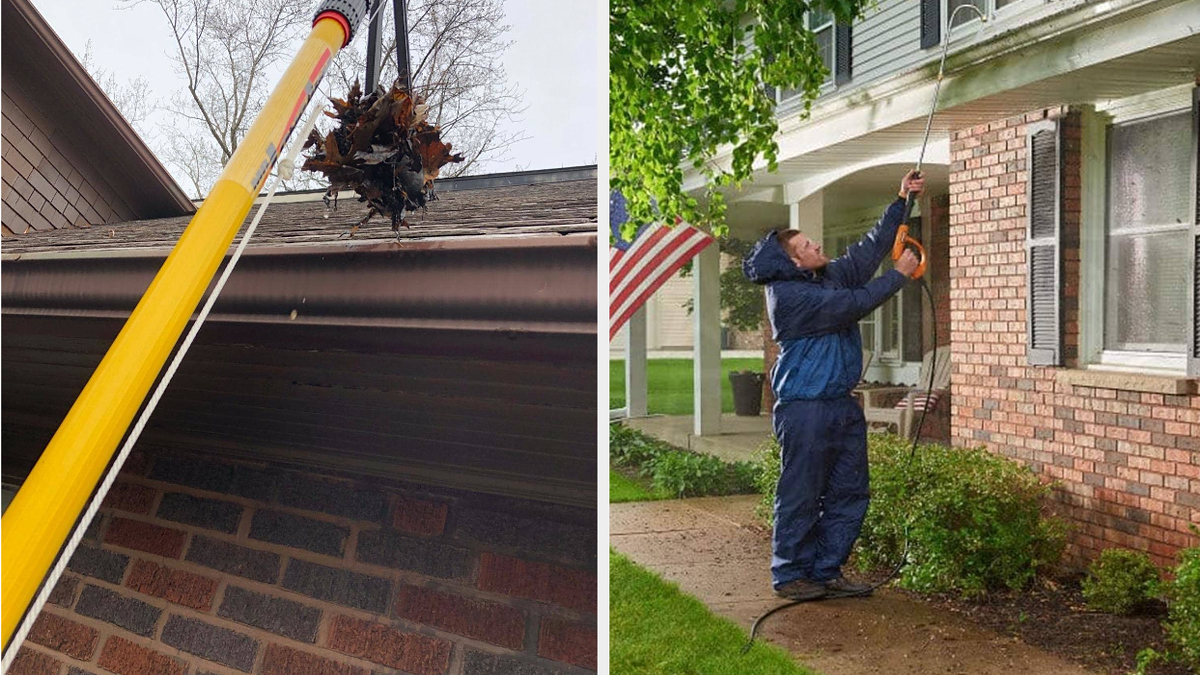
[742,170,923,600]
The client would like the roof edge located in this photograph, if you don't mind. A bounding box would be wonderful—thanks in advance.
[8,0,195,215]
[226,165,600,207]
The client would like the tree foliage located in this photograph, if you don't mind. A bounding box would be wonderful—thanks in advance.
[610,0,871,239]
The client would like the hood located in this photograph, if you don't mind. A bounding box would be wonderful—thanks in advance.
[742,231,813,284]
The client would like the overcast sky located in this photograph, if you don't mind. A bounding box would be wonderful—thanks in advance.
[30,0,598,178]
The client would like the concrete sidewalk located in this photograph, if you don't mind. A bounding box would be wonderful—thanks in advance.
[610,496,1098,675]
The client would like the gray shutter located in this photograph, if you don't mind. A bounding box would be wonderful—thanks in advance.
[920,0,940,49]
[835,24,852,86]
[1026,120,1062,366]
[1189,86,1199,376]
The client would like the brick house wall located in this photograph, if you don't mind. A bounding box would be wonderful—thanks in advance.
[10,450,597,675]
[1,74,138,236]
[947,105,1200,569]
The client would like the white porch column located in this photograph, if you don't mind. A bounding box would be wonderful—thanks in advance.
[693,242,721,436]
[789,191,823,239]
[625,305,648,417]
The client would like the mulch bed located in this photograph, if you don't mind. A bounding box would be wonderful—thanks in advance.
[741,517,1187,674]
[904,575,1189,675]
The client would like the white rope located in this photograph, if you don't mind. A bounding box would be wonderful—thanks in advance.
[0,2,389,665]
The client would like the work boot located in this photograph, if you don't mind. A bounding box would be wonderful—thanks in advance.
[774,578,827,601]
[824,576,873,596]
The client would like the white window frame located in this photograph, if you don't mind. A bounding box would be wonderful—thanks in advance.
[1080,91,1194,375]
[943,0,1040,37]
[777,11,836,106]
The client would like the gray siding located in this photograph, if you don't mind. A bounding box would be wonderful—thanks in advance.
[851,0,928,89]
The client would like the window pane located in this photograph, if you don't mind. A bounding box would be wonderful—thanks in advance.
[1108,112,1191,231]
[861,320,876,353]
[1104,230,1189,352]
[881,296,900,357]
[948,0,986,27]
[995,0,1019,8]
[808,8,833,29]
[815,27,833,82]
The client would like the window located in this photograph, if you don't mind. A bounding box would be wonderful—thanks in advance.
[777,10,834,103]
[946,0,1025,29]
[826,230,904,364]
[1103,111,1193,355]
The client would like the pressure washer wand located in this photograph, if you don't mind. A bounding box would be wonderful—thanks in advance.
[896,3,988,277]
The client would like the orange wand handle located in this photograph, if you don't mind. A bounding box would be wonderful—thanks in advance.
[891,224,927,280]
[892,183,927,280]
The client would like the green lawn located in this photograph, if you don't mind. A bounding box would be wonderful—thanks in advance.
[610,469,669,503]
[610,551,815,674]
[610,358,764,415]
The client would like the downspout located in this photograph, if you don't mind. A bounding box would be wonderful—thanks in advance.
[0,0,368,652]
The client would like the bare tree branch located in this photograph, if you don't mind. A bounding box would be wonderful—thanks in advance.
[123,0,524,196]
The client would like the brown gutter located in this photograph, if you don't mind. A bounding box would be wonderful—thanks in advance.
[2,0,195,216]
[1,233,599,336]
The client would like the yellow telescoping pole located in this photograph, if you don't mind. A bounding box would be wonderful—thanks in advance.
[1,5,365,650]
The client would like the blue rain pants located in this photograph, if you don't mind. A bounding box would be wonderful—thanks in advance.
[771,394,869,588]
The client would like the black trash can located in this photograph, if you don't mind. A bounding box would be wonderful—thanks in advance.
[729,371,765,417]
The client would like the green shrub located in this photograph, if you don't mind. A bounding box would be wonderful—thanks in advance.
[610,423,758,499]
[1136,539,1200,674]
[610,422,661,468]
[752,433,1067,596]
[1081,548,1160,615]
[647,451,757,499]
[752,440,781,527]
[1165,543,1200,670]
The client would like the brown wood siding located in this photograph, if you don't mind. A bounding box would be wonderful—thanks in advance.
[2,72,135,235]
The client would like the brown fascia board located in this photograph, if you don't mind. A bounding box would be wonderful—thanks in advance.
[2,0,194,217]
[0,233,600,337]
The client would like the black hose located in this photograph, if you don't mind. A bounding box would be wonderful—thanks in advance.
[742,277,938,654]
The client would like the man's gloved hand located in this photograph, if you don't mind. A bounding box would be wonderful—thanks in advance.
[895,249,919,278]
[899,170,925,199]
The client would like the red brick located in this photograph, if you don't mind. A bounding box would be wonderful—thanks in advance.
[328,615,451,675]
[104,517,187,558]
[537,619,596,670]
[102,483,156,514]
[394,585,524,649]
[48,576,78,607]
[8,648,60,675]
[120,452,148,477]
[125,559,218,610]
[478,552,595,613]
[391,495,449,536]
[261,643,366,675]
[98,636,186,675]
[28,612,98,659]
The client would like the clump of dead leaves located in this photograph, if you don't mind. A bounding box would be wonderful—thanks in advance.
[302,80,463,235]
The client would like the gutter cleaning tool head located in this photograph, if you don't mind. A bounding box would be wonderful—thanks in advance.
[302,79,464,235]
[892,2,988,279]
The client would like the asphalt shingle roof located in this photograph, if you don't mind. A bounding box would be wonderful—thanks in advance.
[2,177,597,254]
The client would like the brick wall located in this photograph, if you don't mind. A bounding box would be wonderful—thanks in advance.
[947,106,1200,568]
[1,73,136,235]
[11,450,596,675]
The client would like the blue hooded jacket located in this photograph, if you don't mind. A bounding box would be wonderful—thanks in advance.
[743,198,909,402]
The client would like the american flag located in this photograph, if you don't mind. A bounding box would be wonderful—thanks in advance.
[609,191,715,340]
